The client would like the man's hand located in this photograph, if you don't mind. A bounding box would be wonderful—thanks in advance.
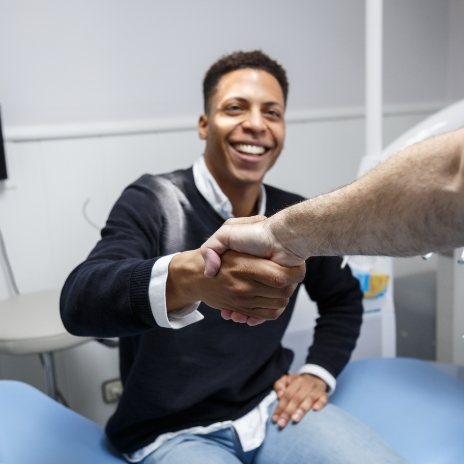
[272,374,328,429]
[200,216,306,325]
[201,216,305,277]
[167,249,305,322]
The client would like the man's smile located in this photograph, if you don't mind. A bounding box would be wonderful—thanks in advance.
[233,143,267,155]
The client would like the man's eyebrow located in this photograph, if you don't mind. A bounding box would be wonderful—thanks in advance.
[223,97,283,106]
[262,101,283,106]
[223,96,248,103]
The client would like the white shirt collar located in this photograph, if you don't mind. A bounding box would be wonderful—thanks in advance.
[193,156,266,220]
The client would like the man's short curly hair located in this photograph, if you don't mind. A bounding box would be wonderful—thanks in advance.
[202,50,289,113]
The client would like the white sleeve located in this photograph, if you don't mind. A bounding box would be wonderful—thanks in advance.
[148,253,204,329]
[298,364,337,394]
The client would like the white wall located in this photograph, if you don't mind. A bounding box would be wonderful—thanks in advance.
[384,0,450,105]
[447,0,464,100]
[0,0,458,131]
[1,0,463,425]
[0,0,362,128]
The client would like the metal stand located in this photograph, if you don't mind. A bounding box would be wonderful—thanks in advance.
[39,352,58,399]
[436,250,464,364]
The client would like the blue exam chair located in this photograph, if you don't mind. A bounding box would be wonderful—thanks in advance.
[1,357,463,463]
[0,379,125,463]
[331,357,464,463]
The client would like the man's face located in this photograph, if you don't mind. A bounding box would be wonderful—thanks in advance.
[198,68,285,192]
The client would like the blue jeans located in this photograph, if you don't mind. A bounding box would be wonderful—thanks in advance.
[142,402,406,463]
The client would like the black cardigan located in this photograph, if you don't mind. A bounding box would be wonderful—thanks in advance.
[60,167,363,454]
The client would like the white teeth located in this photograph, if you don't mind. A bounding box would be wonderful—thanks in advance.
[235,144,266,155]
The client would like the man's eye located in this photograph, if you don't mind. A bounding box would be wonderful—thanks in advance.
[267,110,281,119]
[226,105,242,112]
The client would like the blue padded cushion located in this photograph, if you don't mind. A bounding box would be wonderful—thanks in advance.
[331,357,464,464]
[1,358,463,463]
[0,380,125,463]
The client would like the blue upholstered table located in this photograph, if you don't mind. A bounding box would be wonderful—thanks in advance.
[1,357,463,463]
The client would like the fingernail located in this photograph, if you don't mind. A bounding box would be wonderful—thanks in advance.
[277,418,286,428]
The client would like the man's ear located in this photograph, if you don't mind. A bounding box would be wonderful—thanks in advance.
[198,114,208,140]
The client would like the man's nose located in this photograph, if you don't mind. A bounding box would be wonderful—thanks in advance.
[243,109,266,132]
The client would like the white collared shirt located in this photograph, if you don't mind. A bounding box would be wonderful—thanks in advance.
[128,157,335,462]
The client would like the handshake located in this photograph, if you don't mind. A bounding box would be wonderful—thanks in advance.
[200,215,307,326]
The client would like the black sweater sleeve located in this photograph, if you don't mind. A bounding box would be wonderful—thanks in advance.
[303,256,363,377]
[60,179,163,338]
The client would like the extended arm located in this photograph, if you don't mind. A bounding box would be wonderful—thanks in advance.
[269,128,464,258]
[202,128,464,273]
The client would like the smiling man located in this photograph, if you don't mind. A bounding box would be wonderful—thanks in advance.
[61,51,404,463]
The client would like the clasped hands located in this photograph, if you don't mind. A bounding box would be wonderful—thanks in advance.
[199,215,306,325]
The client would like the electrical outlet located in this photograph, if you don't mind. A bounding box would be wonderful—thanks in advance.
[102,378,123,403]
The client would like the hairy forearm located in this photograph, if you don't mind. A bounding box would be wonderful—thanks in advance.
[268,129,464,257]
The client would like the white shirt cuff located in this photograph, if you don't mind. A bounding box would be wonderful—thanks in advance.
[149,253,204,329]
[298,364,337,394]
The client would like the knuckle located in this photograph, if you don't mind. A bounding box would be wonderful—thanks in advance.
[277,398,289,409]
[296,265,306,279]
[230,281,248,296]
[292,391,306,403]
[272,271,288,288]
[274,381,284,391]
[287,400,301,413]
[268,297,283,309]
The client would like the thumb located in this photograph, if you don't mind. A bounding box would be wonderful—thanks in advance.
[201,231,230,277]
[200,216,269,277]
[202,247,222,277]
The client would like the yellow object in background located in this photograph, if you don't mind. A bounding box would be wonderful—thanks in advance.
[364,273,389,299]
